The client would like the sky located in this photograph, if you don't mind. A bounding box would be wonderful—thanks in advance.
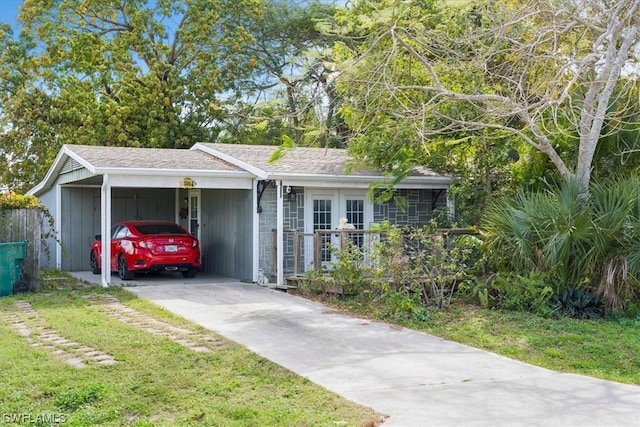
[0,0,22,30]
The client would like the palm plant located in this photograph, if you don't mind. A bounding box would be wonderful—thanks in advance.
[481,179,592,293]
[589,176,640,311]
[481,176,640,312]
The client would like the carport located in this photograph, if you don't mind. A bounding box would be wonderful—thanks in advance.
[29,145,256,286]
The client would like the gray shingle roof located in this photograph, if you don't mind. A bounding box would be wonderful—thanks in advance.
[67,144,243,172]
[197,143,444,178]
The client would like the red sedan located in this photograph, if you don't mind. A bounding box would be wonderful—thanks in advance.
[90,220,201,280]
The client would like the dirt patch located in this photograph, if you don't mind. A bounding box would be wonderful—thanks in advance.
[3,301,117,368]
[83,293,227,353]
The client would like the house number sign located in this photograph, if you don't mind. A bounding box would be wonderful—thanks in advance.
[179,177,197,189]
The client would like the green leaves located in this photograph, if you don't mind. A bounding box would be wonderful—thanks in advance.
[1,0,262,191]
[481,176,640,313]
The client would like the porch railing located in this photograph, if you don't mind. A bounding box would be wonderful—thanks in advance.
[272,229,383,278]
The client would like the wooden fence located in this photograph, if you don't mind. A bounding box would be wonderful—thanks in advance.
[0,209,42,292]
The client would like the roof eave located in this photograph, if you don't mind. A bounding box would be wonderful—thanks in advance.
[27,145,97,196]
[270,172,452,187]
[94,167,252,178]
[192,143,268,179]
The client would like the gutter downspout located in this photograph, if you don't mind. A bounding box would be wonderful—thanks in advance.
[100,174,111,287]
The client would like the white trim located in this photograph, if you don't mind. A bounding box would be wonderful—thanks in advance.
[339,190,374,229]
[280,177,451,190]
[106,174,252,190]
[94,167,250,177]
[276,180,284,287]
[100,174,111,287]
[192,143,268,179]
[27,145,97,196]
[304,189,373,231]
[252,179,260,283]
[64,145,97,174]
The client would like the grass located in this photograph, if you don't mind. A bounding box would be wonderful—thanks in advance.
[313,295,640,386]
[0,272,381,427]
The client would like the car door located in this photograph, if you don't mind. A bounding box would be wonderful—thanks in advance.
[109,225,126,270]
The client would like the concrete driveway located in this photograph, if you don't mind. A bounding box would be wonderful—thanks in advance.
[73,272,640,426]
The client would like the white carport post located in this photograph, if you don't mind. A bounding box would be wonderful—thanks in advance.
[252,180,260,283]
[276,180,284,287]
[100,174,112,287]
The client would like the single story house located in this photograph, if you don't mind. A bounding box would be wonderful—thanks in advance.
[28,143,453,287]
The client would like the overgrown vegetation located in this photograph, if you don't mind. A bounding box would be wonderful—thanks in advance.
[303,222,480,321]
[481,176,640,315]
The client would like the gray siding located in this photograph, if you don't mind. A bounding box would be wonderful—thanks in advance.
[258,186,303,278]
[258,187,277,277]
[258,187,448,278]
[60,187,176,271]
[200,189,253,281]
[374,189,447,226]
[60,187,100,271]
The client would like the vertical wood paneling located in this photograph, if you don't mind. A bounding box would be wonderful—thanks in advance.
[58,187,177,271]
[201,189,252,280]
[0,209,42,291]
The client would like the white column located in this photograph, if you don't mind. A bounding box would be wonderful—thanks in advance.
[276,180,284,287]
[100,174,112,287]
[252,180,260,283]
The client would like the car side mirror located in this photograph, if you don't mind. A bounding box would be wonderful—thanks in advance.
[95,234,101,241]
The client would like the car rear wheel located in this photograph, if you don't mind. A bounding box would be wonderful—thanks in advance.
[90,251,101,274]
[182,268,198,279]
[118,255,135,280]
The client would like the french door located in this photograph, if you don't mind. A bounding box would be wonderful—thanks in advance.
[304,191,371,268]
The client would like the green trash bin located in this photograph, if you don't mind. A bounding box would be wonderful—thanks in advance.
[0,240,29,297]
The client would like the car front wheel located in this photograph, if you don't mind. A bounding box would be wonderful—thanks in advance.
[118,255,135,280]
[90,251,101,274]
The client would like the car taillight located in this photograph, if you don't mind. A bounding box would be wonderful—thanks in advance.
[135,240,149,249]
[192,240,198,248]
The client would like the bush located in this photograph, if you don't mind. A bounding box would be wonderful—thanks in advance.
[480,176,640,314]
[552,287,605,320]
[479,271,554,317]
[315,223,481,315]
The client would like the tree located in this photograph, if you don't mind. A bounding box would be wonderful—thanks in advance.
[0,0,261,192]
[334,0,640,197]
[221,0,347,148]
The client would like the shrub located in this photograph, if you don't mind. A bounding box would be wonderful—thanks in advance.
[481,271,554,317]
[480,176,640,314]
[320,223,480,314]
[552,288,606,320]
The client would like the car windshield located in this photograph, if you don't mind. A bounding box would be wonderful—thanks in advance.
[134,224,187,236]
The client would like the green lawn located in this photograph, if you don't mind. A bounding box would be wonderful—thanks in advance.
[0,273,381,427]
